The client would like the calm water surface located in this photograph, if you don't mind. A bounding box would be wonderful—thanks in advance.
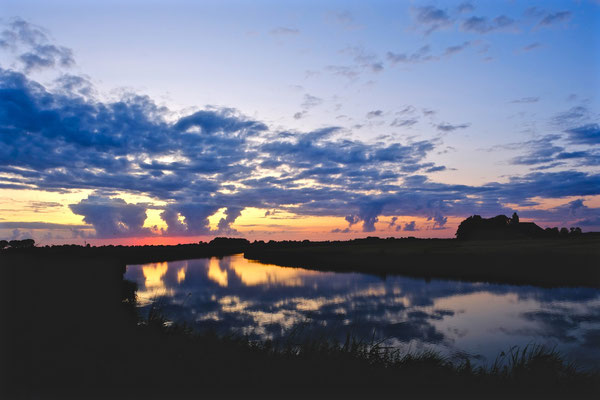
[125,254,600,367]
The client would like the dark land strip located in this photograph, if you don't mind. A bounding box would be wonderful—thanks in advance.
[244,237,600,288]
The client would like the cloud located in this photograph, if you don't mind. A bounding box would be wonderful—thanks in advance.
[366,110,383,118]
[509,132,600,168]
[436,123,470,132]
[412,6,452,35]
[457,3,475,14]
[1,19,74,72]
[293,111,307,120]
[391,118,418,128]
[0,221,89,229]
[426,166,446,173]
[216,207,244,235]
[538,11,572,27]
[324,65,360,80]
[357,202,384,232]
[301,94,323,109]
[553,106,591,127]
[522,42,542,52]
[387,45,436,64]
[329,11,356,29]
[443,41,471,56]
[403,221,417,231]
[345,215,360,226]
[428,212,448,229]
[462,15,515,34]
[160,203,221,236]
[270,27,299,35]
[69,196,152,238]
[565,124,600,145]
[341,46,384,73]
[510,97,539,104]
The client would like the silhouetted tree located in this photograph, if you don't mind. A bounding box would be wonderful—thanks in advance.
[570,227,582,236]
[545,227,560,237]
[0,239,8,250]
[8,239,35,248]
[510,212,519,225]
[559,227,569,237]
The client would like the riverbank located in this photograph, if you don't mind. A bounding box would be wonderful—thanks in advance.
[244,237,600,288]
[1,251,599,399]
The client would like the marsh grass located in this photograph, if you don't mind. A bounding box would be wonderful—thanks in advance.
[139,300,598,398]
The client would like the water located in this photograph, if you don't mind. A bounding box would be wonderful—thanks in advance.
[125,254,600,367]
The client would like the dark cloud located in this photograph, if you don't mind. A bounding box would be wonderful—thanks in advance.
[403,221,417,231]
[345,215,360,227]
[217,207,244,235]
[69,196,152,238]
[565,124,600,145]
[428,213,448,230]
[426,166,446,173]
[413,6,452,35]
[509,132,600,168]
[160,203,221,236]
[462,15,515,34]
[436,123,470,132]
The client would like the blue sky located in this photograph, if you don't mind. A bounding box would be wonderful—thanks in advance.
[0,0,599,243]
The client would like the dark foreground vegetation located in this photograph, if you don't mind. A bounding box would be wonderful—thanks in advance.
[1,250,599,399]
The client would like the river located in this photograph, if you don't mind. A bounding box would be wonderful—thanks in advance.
[125,254,600,367]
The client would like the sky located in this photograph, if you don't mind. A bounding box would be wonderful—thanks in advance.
[0,0,599,245]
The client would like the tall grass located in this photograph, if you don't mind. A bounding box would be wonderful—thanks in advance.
[140,299,599,398]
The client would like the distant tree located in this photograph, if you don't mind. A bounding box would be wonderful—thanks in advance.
[559,227,569,237]
[545,227,560,237]
[0,240,8,250]
[570,227,582,236]
[8,239,35,248]
[510,212,519,225]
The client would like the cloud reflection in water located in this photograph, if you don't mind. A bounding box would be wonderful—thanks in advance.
[126,255,600,367]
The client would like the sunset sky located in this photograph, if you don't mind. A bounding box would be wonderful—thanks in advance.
[0,0,599,245]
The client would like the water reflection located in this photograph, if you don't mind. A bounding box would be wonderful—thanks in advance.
[126,254,600,367]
